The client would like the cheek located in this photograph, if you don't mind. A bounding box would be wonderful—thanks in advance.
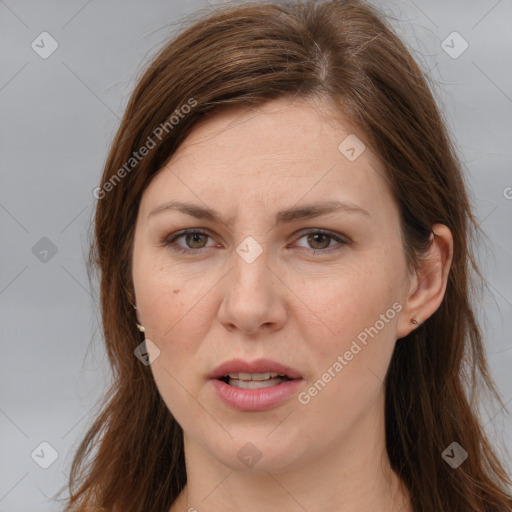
[296,306,399,443]
[133,253,215,344]
[292,251,403,344]
[139,265,216,424]
[291,255,402,407]
[133,259,214,413]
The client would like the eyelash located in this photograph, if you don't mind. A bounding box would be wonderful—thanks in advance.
[162,229,350,256]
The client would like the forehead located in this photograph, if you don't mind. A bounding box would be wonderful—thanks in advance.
[171,96,370,169]
[140,96,396,223]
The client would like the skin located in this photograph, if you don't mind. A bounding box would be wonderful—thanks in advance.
[131,96,453,512]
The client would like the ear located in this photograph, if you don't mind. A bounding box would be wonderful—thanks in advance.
[396,224,453,339]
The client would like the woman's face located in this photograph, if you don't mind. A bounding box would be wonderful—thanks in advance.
[132,97,414,472]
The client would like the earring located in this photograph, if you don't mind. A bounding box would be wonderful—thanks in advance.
[134,304,145,333]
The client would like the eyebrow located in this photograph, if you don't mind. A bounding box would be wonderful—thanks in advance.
[148,200,370,226]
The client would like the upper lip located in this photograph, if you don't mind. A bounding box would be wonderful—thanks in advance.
[208,358,302,380]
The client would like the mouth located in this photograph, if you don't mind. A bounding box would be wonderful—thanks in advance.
[208,357,302,382]
[218,372,293,389]
[208,358,303,411]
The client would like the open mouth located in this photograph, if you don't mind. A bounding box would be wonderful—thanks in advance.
[219,372,292,389]
[210,360,302,410]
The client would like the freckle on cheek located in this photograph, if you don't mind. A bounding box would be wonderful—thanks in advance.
[173,289,180,294]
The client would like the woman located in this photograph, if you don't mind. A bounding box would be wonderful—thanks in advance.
[62,0,512,511]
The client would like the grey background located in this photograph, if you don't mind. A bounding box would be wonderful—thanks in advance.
[1,0,511,510]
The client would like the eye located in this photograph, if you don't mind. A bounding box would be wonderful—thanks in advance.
[162,228,350,256]
[163,230,216,254]
[293,230,349,254]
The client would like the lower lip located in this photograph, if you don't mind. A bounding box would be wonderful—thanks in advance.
[211,378,303,411]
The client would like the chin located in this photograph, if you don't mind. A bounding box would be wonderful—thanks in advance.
[205,431,308,474]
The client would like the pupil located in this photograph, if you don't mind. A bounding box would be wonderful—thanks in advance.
[187,233,206,248]
[309,233,330,249]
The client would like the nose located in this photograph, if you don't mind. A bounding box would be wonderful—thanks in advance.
[217,247,287,336]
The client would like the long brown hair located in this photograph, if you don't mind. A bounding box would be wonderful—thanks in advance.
[59,1,512,510]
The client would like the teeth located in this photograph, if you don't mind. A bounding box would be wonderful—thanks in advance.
[228,372,281,381]
[228,377,285,389]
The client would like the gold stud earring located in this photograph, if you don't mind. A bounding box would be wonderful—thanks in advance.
[136,323,145,333]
